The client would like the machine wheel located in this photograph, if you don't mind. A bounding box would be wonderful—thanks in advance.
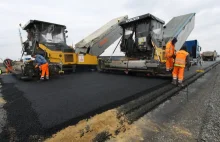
[47,64,60,78]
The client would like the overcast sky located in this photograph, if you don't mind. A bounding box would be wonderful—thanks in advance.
[0,0,219,60]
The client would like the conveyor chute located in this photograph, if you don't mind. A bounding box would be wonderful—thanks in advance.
[163,13,196,51]
[75,15,128,56]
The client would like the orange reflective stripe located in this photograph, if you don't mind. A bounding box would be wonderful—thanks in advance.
[174,64,185,67]
[174,50,188,67]
[175,58,185,64]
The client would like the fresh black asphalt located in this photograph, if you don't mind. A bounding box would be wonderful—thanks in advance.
[0,61,216,141]
[1,72,168,129]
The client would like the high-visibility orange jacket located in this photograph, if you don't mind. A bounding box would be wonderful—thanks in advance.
[174,50,190,67]
[165,41,175,58]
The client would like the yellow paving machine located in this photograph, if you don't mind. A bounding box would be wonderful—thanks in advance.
[14,15,128,79]
[98,13,196,76]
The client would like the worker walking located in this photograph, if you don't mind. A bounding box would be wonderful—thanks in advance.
[165,38,178,72]
[31,54,49,80]
[172,45,190,86]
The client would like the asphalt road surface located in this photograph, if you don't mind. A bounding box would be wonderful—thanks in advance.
[1,72,168,129]
[0,61,217,141]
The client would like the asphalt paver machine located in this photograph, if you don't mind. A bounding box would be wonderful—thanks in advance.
[16,20,78,79]
[98,13,196,76]
[13,16,128,80]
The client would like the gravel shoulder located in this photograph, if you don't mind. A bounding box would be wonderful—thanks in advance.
[0,81,6,134]
[108,65,220,142]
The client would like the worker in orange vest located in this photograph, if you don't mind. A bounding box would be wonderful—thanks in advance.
[172,45,190,86]
[165,38,178,72]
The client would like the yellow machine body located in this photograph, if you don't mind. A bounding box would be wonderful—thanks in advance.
[76,54,98,65]
[39,44,77,65]
[39,44,98,66]
[152,41,166,63]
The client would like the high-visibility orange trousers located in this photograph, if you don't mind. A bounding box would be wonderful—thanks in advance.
[40,63,49,78]
[6,66,12,73]
[166,57,174,71]
[172,66,185,81]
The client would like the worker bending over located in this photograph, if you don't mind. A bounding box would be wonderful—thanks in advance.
[31,54,49,80]
[3,58,13,74]
[172,45,190,86]
[165,38,177,72]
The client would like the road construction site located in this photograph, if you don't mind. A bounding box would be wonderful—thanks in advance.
[0,12,220,142]
[0,60,219,141]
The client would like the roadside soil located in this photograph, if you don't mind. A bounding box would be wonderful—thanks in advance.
[45,110,130,142]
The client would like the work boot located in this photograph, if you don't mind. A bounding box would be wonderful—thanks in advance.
[171,79,177,85]
[165,70,171,74]
[178,81,184,87]
[46,76,49,80]
[40,77,44,80]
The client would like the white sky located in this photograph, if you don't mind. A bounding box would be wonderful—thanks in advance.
[0,0,219,60]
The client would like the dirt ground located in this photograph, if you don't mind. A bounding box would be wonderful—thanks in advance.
[45,110,131,142]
